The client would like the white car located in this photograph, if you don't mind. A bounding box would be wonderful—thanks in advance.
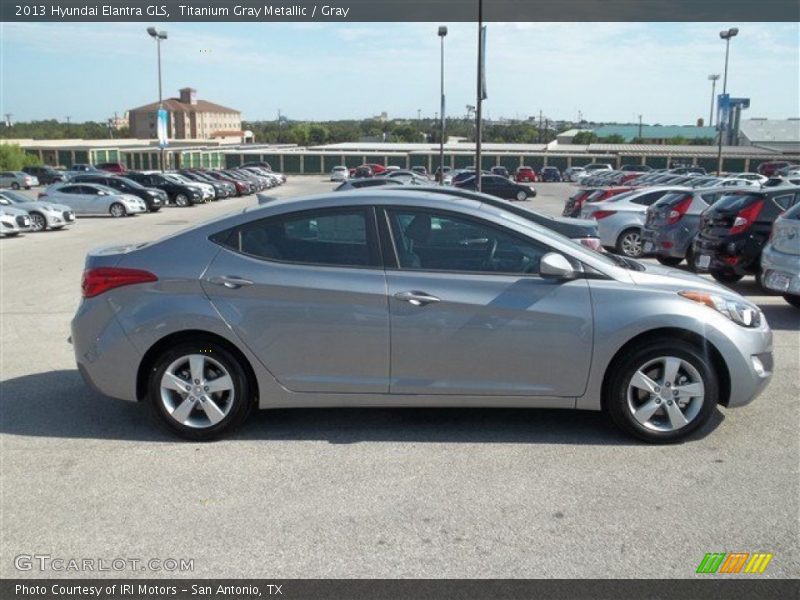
[0,203,32,236]
[0,190,75,231]
[39,183,147,217]
[720,173,768,187]
[330,166,349,182]
[0,171,39,190]
[164,173,214,201]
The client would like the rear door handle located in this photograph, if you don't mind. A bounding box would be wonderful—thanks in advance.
[394,291,441,306]
[207,275,254,289]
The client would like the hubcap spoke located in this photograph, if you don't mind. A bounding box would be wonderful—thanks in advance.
[162,372,189,392]
[200,395,226,425]
[633,397,660,425]
[662,357,681,386]
[205,374,233,394]
[189,355,205,383]
[630,370,659,394]
[171,397,196,424]
[675,382,704,399]
[664,400,689,429]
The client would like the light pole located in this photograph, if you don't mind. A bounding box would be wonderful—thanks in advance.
[438,26,447,185]
[638,114,643,141]
[147,26,168,170]
[716,27,738,175]
[707,74,720,126]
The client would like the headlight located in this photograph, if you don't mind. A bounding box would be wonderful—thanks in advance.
[679,291,762,328]
[148,190,158,196]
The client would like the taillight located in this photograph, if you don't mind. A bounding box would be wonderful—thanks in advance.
[729,199,764,235]
[579,237,604,252]
[82,267,157,298]
[666,195,693,225]
[593,210,617,219]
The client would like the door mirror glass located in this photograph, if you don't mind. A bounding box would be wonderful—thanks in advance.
[540,253,576,279]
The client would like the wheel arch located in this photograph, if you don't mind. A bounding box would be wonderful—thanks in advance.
[136,330,260,405]
[600,327,731,409]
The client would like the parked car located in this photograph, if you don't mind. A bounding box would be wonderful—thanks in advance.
[203,170,252,196]
[352,165,374,179]
[71,189,773,443]
[582,187,687,257]
[334,178,404,191]
[620,164,653,173]
[0,202,32,236]
[562,187,632,218]
[241,161,273,170]
[515,166,538,183]
[669,166,707,175]
[179,170,234,199]
[330,166,349,182]
[22,165,67,185]
[540,166,562,182]
[757,161,792,177]
[490,166,510,178]
[693,186,800,284]
[124,172,203,207]
[350,163,386,177]
[411,166,429,177]
[776,164,800,176]
[0,189,75,231]
[70,174,166,212]
[718,176,764,189]
[455,174,536,201]
[226,169,267,192]
[164,173,216,201]
[382,170,428,185]
[434,166,452,183]
[67,164,101,175]
[641,187,729,268]
[40,183,147,217]
[760,202,800,308]
[0,171,38,190]
[96,162,127,174]
[582,163,614,173]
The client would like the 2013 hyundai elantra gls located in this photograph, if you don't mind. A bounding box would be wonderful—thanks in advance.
[71,191,773,442]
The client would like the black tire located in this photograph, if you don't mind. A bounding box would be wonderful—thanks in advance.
[147,340,254,441]
[29,212,47,232]
[783,294,800,309]
[616,228,644,258]
[11,182,20,190]
[604,339,719,443]
[149,207,161,213]
[174,193,190,207]
[656,256,683,267]
[710,269,743,285]
[685,247,698,272]
[109,203,126,218]
[515,190,527,202]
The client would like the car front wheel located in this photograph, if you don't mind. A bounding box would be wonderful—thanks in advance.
[656,256,683,267]
[605,339,718,443]
[109,203,126,218]
[516,190,527,202]
[174,193,190,207]
[148,341,253,440]
[710,269,743,285]
[29,212,47,232]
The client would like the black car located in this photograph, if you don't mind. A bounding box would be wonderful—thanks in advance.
[69,174,167,212]
[490,166,510,178]
[455,174,536,202]
[179,170,231,199]
[125,172,202,207]
[692,186,800,283]
[22,165,67,185]
[539,166,562,182]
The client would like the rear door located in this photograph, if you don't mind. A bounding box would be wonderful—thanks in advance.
[381,206,593,397]
[203,206,390,394]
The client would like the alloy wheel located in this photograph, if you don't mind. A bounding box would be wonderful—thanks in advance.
[30,213,46,231]
[619,231,643,257]
[109,203,126,218]
[626,356,705,432]
[175,194,189,207]
[159,354,235,429]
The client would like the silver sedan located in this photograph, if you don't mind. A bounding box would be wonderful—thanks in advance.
[0,190,75,231]
[71,190,773,443]
[40,183,147,217]
[761,202,800,309]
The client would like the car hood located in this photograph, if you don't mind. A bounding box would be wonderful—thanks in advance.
[37,201,73,212]
[628,262,743,297]
[0,205,30,217]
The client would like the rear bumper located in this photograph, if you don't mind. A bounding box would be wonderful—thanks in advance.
[692,234,763,275]
[761,244,800,295]
[642,224,693,258]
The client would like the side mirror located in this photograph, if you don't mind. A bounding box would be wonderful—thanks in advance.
[540,252,577,280]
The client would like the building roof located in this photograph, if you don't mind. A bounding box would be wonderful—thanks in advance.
[592,124,717,141]
[739,119,800,143]
[129,97,240,114]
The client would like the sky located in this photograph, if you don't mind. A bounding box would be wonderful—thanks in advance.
[0,21,798,125]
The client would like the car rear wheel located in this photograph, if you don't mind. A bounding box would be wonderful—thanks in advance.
[11,182,20,190]
[29,213,47,232]
[516,190,527,202]
[616,229,644,258]
[605,339,718,443]
[710,269,743,285]
[783,294,800,309]
[148,341,253,440]
[656,256,683,267]
[175,193,190,207]
[109,203,126,218]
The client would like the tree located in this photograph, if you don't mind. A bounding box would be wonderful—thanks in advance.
[666,136,688,145]
[599,134,626,144]
[0,144,41,170]
[572,131,598,144]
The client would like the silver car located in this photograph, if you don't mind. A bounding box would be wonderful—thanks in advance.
[0,203,32,236]
[71,190,773,443]
[40,183,147,217]
[642,187,730,268]
[0,171,38,190]
[0,190,75,231]
[760,202,800,309]
[330,166,349,182]
[581,187,688,257]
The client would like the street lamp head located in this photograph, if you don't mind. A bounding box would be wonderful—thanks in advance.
[146,26,158,37]
[438,26,448,37]
[720,27,739,39]
[708,74,720,81]
[147,26,167,40]
[158,31,168,40]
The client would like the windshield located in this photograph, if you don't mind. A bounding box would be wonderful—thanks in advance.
[713,193,762,211]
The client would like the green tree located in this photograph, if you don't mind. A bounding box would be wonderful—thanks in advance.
[0,144,41,170]
[572,131,599,144]
[667,136,688,145]
[599,134,626,144]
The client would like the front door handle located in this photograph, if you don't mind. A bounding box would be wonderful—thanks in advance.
[207,275,254,289]
[394,290,441,306]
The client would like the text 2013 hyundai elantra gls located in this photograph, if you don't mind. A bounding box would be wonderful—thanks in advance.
[71,191,773,442]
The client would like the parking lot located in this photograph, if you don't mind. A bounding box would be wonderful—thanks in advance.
[1,177,798,578]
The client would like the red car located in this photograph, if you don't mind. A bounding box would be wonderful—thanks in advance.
[349,163,387,177]
[515,166,538,182]
[756,161,791,177]
[562,187,632,218]
[96,162,127,174]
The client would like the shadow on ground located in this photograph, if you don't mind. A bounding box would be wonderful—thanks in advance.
[1,369,724,445]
